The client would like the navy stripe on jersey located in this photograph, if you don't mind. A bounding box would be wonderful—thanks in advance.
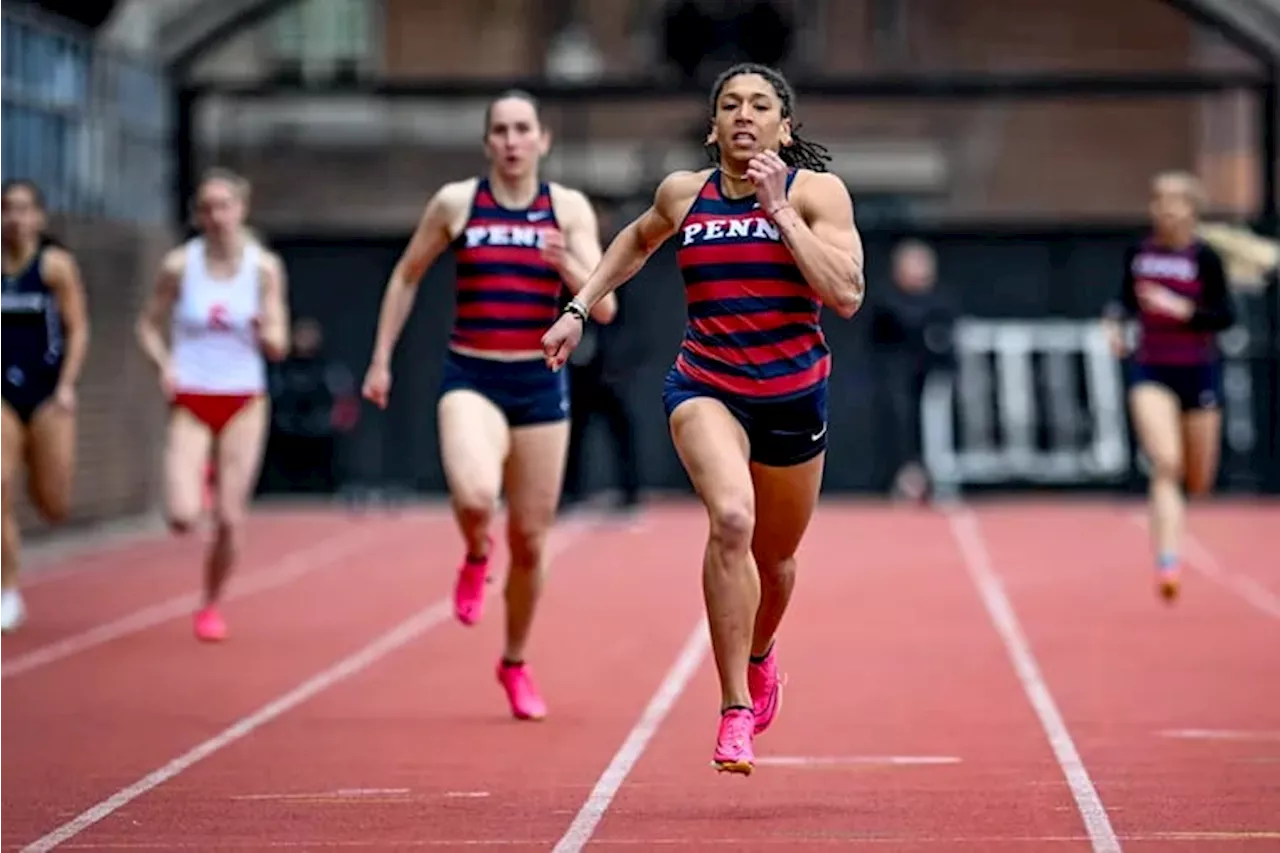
[449,179,564,353]
[1,247,63,369]
[673,170,830,399]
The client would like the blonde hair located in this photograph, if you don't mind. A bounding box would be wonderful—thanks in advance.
[1152,170,1207,212]
[1197,221,1280,292]
[197,167,252,204]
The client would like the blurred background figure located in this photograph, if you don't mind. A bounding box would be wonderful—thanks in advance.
[561,206,644,516]
[260,317,359,497]
[867,239,957,502]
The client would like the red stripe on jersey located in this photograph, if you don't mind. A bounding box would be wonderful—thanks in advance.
[677,242,793,268]
[689,311,818,336]
[682,333,822,367]
[685,279,810,305]
[456,275,557,296]
[458,245,552,266]
[675,351,831,398]
[452,328,553,351]
[454,301,555,321]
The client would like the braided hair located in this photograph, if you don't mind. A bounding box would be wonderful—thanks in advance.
[705,63,831,173]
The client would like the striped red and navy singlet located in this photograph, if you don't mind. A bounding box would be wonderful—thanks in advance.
[1127,239,1221,366]
[673,170,830,399]
[449,179,564,353]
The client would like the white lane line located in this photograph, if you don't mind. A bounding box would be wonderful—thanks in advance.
[20,518,594,853]
[4,524,381,678]
[552,617,710,853]
[946,508,1121,853]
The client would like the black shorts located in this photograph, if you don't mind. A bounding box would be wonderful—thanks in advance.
[1129,361,1223,412]
[661,366,828,467]
[2,360,60,424]
[439,349,569,428]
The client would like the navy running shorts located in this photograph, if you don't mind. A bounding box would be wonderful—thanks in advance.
[662,365,828,467]
[1129,361,1224,412]
[2,360,60,424]
[440,349,569,428]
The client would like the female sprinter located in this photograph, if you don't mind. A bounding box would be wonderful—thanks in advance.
[542,63,864,773]
[362,91,616,721]
[1,179,90,633]
[136,168,289,642]
[1104,171,1235,603]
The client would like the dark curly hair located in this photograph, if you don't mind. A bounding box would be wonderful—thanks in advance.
[704,63,831,173]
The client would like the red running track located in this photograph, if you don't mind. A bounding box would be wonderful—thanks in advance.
[1,500,1276,851]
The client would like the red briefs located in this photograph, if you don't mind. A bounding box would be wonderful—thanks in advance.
[172,392,259,435]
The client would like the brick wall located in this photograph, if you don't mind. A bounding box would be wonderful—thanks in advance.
[195,0,1261,227]
[13,219,174,535]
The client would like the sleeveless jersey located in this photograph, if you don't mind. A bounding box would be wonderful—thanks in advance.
[1125,238,1223,366]
[449,179,564,354]
[2,246,63,373]
[673,170,830,399]
[170,237,266,394]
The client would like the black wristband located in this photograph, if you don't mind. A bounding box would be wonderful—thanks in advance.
[564,298,589,324]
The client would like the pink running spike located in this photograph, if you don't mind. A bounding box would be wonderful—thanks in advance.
[712,707,755,775]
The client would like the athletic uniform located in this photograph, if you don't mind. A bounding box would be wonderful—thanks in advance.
[1116,238,1235,410]
[662,169,830,466]
[170,237,266,432]
[439,179,569,427]
[2,246,63,423]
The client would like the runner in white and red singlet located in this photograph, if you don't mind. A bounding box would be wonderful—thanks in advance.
[136,168,290,642]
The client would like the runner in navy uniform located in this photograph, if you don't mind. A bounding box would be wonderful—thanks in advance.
[363,91,616,721]
[1,179,90,632]
[1104,171,1235,602]
[542,64,865,774]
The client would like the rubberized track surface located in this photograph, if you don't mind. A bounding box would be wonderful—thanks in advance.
[2,500,1276,851]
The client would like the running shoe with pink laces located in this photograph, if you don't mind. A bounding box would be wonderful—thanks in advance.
[712,706,755,775]
[193,605,226,642]
[453,539,491,626]
[748,643,783,735]
[496,660,547,721]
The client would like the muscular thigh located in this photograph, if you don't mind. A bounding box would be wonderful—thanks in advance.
[504,420,570,541]
[750,454,824,566]
[438,389,509,504]
[215,396,270,520]
[669,396,754,519]
[25,401,76,518]
[1129,382,1183,473]
[1181,408,1222,494]
[2,404,24,505]
[166,407,214,522]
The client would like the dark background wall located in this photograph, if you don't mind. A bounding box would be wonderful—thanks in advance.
[268,225,1277,497]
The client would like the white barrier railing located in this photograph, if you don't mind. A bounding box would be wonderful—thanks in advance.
[921,319,1130,496]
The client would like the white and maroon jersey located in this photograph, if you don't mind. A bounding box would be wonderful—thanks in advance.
[170,237,266,394]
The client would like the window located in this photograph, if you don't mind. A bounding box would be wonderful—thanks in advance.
[271,0,379,81]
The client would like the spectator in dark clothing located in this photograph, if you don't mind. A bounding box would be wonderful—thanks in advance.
[867,239,957,500]
[260,318,359,495]
[561,243,644,514]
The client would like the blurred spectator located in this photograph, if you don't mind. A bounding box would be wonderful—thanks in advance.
[561,204,644,515]
[259,317,359,495]
[867,239,958,501]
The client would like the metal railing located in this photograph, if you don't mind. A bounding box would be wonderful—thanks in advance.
[1,4,172,224]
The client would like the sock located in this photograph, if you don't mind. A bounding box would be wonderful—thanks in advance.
[501,658,524,669]
[1157,551,1178,572]
[721,704,753,715]
[749,642,775,665]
